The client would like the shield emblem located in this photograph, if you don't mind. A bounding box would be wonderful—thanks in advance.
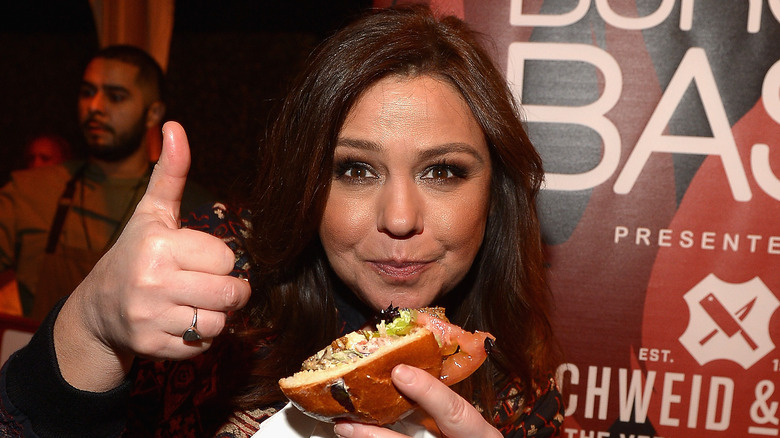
[679,274,779,369]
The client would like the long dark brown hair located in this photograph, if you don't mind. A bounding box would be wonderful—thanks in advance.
[240,4,559,426]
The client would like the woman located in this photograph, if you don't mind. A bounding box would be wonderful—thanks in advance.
[0,5,563,437]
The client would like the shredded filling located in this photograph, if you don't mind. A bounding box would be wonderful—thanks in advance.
[301,310,416,372]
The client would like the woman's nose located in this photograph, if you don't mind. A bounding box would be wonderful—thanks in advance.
[376,179,424,238]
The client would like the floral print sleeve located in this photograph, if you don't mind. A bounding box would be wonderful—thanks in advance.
[181,202,253,281]
[495,376,565,437]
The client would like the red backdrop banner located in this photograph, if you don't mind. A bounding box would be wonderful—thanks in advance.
[376,1,780,437]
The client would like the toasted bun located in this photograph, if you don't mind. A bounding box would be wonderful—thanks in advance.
[278,327,442,425]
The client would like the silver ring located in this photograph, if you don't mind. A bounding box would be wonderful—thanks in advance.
[182,307,202,342]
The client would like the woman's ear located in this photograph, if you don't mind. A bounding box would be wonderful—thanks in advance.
[145,101,167,128]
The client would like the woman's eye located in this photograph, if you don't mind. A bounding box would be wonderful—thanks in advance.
[421,165,464,180]
[336,162,377,180]
[345,167,367,178]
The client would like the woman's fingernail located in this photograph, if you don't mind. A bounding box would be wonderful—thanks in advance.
[393,364,416,385]
[334,423,354,437]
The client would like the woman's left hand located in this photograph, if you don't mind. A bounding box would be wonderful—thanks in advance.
[333,364,502,438]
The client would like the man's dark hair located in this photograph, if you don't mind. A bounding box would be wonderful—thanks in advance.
[92,45,166,103]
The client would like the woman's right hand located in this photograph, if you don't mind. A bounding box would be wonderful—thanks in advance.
[334,365,503,438]
[52,121,252,392]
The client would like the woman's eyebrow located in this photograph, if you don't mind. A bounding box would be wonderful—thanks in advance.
[418,143,486,163]
[336,138,485,163]
[336,137,382,151]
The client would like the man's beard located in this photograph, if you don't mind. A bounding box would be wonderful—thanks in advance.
[84,117,147,163]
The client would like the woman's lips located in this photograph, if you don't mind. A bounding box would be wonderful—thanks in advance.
[369,260,431,282]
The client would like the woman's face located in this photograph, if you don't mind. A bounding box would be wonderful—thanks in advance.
[320,74,492,311]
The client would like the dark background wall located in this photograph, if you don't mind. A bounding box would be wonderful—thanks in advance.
[0,1,98,177]
[0,0,371,201]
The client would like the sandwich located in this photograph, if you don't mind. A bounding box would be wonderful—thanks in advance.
[278,306,494,425]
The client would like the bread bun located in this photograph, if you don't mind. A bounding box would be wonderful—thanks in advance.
[278,327,442,425]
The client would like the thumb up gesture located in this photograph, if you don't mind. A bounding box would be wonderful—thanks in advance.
[53,122,252,392]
